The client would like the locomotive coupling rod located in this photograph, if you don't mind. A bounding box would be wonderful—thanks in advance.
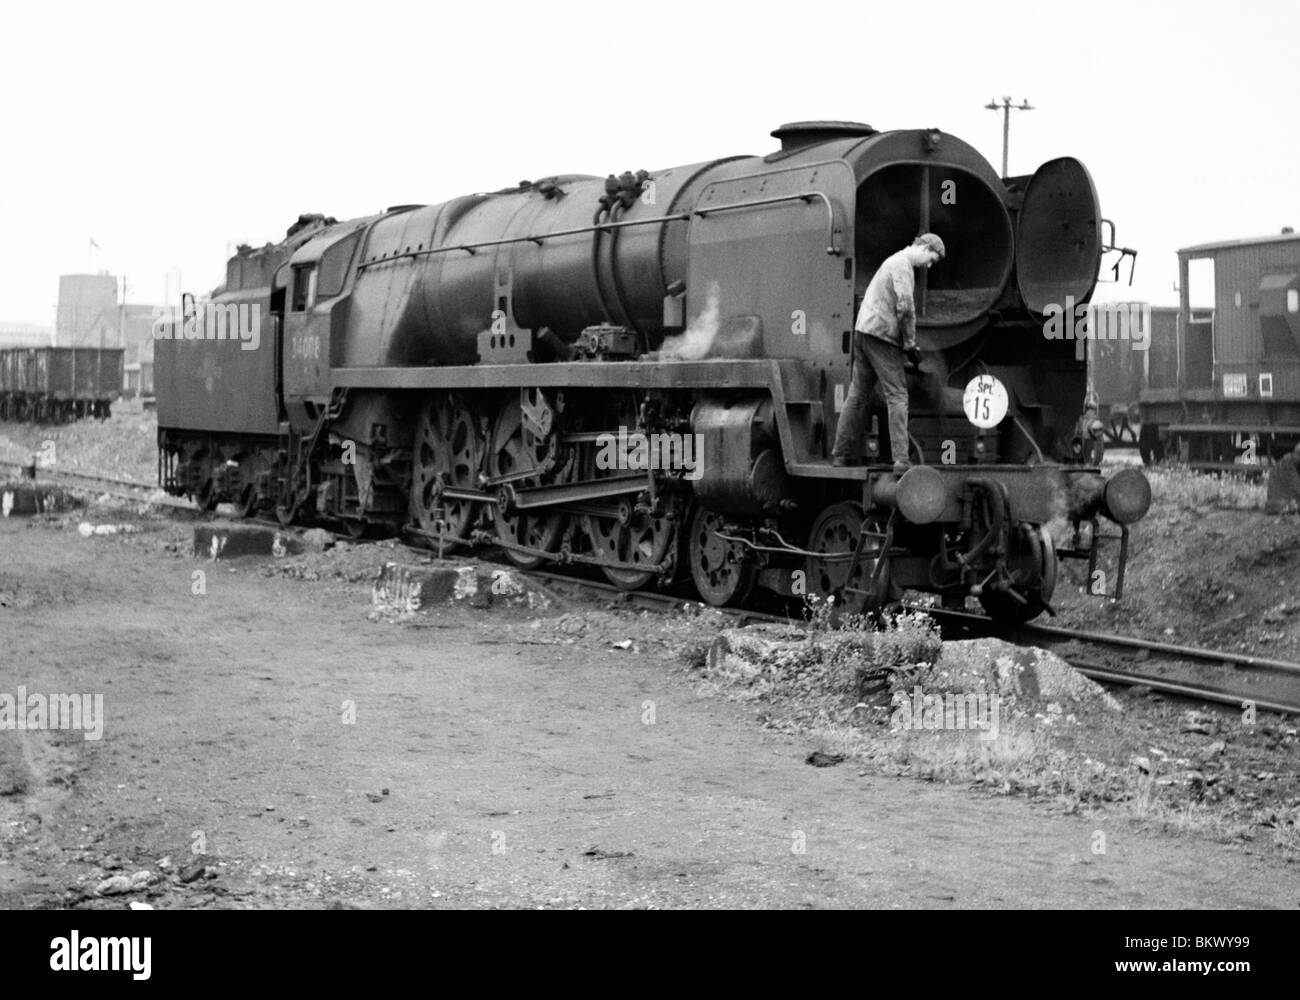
[440,485,493,503]
[509,473,646,510]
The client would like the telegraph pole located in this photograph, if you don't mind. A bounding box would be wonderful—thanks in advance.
[119,275,128,349]
[984,97,1033,178]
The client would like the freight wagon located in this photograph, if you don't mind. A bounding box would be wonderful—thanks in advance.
[1139,233,1300,469]
[1087,304,1177,460]
[0,347,123,423]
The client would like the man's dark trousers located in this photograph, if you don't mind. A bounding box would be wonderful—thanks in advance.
[831,332,910,466]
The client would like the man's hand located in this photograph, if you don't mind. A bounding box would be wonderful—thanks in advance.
[905,347,923,370]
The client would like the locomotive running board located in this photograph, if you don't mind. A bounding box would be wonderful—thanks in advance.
[331,358,828,472]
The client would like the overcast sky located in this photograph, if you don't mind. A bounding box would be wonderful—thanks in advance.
[1,0,1295,323]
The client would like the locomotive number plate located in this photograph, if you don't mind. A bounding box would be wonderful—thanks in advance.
[291,335,321,360]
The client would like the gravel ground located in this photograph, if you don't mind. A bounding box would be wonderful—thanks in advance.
[1,505,1297,909]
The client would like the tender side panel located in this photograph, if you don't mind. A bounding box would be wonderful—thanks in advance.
[155,290,280,435]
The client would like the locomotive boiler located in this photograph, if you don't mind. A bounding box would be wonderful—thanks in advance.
[156,120,1151,621]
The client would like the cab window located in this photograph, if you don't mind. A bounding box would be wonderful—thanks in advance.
[291,266,316,312]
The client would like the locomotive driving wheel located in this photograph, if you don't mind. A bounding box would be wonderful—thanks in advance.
[580,391,675,590]
[487,392,569,569]
[410,393,483,542]
[805,501,892,616]
[978,523,1058,625]
[584,498,676,590]
[688,505,756,607]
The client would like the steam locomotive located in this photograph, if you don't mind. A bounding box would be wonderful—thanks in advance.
[156,120,1151,622]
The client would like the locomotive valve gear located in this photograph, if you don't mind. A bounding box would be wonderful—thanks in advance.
[832,233,945,471]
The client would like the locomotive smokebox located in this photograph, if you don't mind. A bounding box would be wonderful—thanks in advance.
[843,130,1017,349]
[848,136,1104,350]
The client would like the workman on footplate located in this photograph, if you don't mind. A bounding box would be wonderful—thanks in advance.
[831,233,945,472]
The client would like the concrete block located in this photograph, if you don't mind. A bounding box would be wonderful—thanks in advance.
[193,522,304,560]
[0,483,76,518]
[371,561,549,613]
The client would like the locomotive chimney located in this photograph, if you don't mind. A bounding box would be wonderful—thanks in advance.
[770,121,878,153]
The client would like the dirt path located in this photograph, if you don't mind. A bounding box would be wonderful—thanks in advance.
[1,515,1296,908]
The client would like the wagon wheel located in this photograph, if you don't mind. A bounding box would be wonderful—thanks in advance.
[274,461,308,525]
[487,392,568,569]
[1106,416,1139,446]
[979,523,1057,625]
[688,504,756,607]
[1138,423,1164,465]
[274,492,302,526]
[410,393,483,542]
[196,478,220,513]
[232,484,258,519]
[804,501,892,616]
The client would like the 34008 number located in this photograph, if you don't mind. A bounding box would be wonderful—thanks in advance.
[291,335,320,360]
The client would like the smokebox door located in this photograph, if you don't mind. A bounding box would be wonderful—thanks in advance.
[1016,157,1101,315]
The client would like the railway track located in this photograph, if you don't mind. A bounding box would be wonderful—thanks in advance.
[521,571,1300,715]
[389,523,1300,716]
[13,471,1300,716]
[0,460,195,509]
[903,603,1300,716]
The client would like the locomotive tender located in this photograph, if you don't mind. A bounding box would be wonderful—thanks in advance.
[156,120,1151,622]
